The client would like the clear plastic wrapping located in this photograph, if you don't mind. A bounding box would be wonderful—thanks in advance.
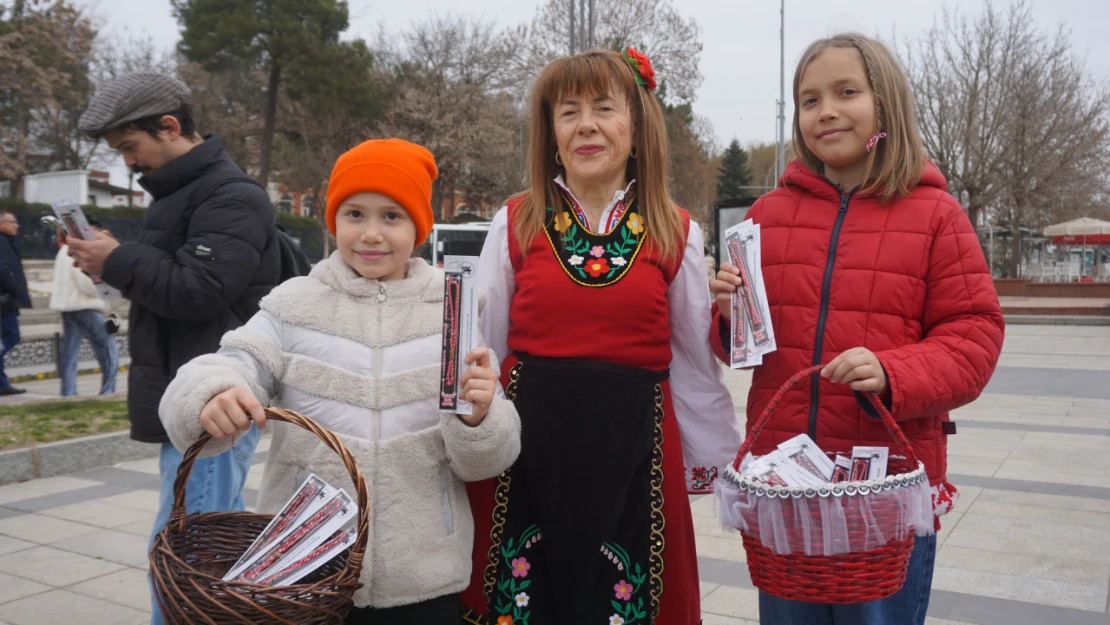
[714,461,934,557]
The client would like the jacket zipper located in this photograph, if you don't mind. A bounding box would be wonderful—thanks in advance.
[372,283,385,441]
[809,188,854,440]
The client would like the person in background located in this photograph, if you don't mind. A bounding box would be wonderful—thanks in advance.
[0,209,30,396]
[70,71,281,625]
[49,218,119,396]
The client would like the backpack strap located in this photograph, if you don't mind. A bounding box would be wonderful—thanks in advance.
[182,170,278,321]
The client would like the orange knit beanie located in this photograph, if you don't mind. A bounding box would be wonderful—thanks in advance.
[325,139,438,244]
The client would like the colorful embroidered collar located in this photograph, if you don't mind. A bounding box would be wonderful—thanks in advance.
[544,188,647,288]
[554,176,637,235]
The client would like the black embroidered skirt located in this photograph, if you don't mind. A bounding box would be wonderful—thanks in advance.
[484,354,667,625]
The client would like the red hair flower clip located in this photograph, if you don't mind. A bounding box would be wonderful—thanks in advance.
[622,46,657,91]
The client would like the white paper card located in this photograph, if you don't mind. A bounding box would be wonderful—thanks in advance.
[440,256,480,415]
[724,219,776,368]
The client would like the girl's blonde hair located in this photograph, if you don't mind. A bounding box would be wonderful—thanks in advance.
[792,33,926,201]
[511,49,684,262]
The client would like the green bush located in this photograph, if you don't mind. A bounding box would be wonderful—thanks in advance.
[276,212,323,230]
[0,197,148,220]
[1,197,325,228]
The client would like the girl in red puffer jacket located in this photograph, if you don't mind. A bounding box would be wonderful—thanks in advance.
[710,33,1004,625]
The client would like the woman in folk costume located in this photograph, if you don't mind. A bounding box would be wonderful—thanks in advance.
[460,48,741,625]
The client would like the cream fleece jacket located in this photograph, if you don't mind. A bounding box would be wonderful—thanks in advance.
[159,253,520,607]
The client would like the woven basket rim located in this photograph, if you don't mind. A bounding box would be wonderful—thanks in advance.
[721,460,928,499]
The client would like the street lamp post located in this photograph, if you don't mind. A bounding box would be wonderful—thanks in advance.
[588,0,595,47]
[580,0,586,54]
[569,0,595,54]
[776,0,786,182]
[569,0,575,55]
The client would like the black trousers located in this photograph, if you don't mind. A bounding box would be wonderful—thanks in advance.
[344,593,461,625]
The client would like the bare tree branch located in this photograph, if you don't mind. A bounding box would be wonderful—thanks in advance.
[509,0,703,103]
[901,0,1110,276]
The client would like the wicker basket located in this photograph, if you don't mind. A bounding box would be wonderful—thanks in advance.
[150,408,370,624]
[722,365,930,604]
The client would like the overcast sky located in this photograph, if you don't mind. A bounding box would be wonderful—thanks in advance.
[86,0,1110,187]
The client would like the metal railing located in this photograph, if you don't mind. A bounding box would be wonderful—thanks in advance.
[4,333,130,371]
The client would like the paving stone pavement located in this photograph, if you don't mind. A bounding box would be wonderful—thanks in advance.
[0,363,130,407]
[0,324,1106,622]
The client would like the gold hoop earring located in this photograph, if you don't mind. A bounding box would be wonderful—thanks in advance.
[555,151,563,166]
[630,145,639,159]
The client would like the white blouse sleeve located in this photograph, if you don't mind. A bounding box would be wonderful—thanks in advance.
[668,221,742,493]
[477,207,515,367]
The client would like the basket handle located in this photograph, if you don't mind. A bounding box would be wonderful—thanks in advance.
[166,408,370,560]
[733,365,919,471]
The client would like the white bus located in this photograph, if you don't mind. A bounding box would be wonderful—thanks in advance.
[420,222,493,267]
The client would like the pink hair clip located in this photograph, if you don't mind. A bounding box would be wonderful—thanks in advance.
[866,132,887,152]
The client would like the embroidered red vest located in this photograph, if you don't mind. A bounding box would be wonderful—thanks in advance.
[505,193,691,371]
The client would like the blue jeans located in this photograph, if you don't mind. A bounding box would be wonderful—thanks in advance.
[0,310,20,389]
[759,534,937,625]
[148,426,261,625]
[59,310,118,396]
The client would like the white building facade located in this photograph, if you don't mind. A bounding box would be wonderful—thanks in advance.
[21,170,147,208]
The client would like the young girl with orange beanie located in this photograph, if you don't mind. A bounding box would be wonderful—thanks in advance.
[159,138,521,624]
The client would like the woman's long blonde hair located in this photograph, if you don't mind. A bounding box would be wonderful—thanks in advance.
[792,33,926,202]
[511,49,684,262]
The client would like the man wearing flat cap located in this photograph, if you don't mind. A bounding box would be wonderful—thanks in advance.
[70,72,280,624]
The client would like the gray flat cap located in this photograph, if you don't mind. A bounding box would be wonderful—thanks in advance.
[79,72,191,136]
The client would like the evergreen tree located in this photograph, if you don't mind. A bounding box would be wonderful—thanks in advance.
[172,0,376,186]
[717,138,753,200]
